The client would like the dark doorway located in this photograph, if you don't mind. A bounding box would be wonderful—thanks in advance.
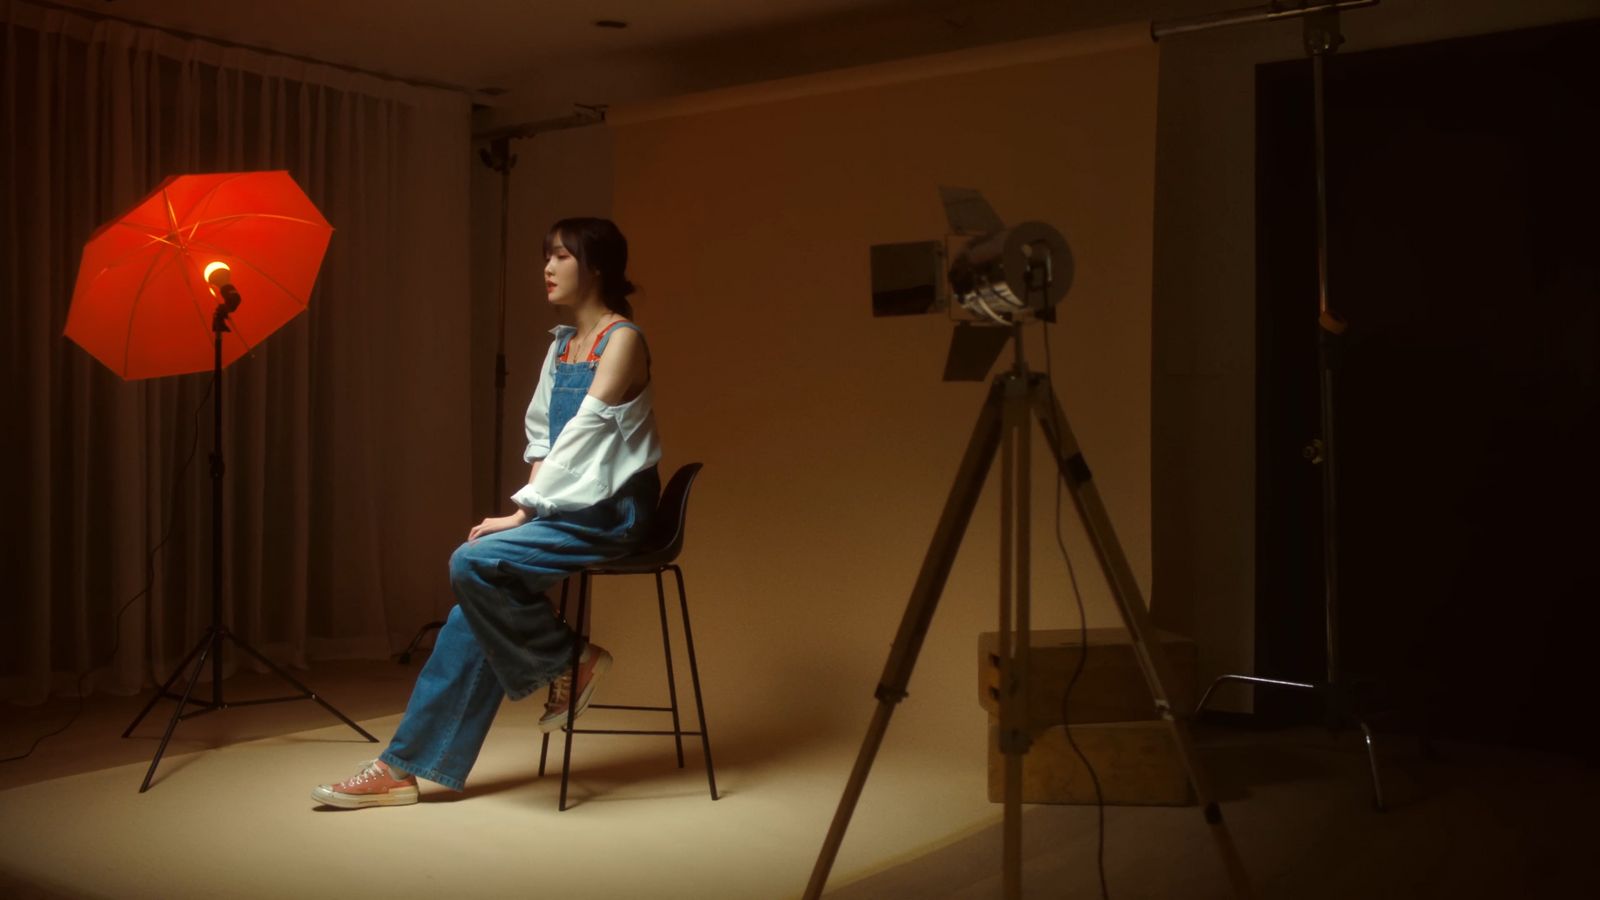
[1254,19,1600,753]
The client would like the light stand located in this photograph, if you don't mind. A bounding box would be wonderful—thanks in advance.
[1152,0,1391,810]
[398,106,605,664]
[122,290,377,792]
[803,326,1252,900]
[397,137,516,663]
[488,137,516,520]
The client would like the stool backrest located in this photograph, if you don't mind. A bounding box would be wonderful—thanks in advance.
[637,462,703,566]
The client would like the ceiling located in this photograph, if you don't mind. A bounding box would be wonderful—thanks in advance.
[46,0,1227,115]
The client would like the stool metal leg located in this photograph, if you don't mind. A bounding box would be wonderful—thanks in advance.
[539,577,572,778]
[558,572,589,811]
[672,565,719,800]
[655,569,686,767]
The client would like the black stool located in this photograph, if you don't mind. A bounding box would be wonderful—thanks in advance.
[539,462,719,811]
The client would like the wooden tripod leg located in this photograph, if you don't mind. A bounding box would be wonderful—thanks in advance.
[998,374,1032,900]
[803,379,1007,900]
[1029,376,1255,899]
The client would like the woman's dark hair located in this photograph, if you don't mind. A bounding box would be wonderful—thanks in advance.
[543,217,636,318]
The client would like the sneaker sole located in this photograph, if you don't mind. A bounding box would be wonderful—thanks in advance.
[538,651,612,732]
[311,783,419,809]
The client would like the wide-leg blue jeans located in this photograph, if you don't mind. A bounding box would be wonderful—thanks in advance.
[380,467,658,790]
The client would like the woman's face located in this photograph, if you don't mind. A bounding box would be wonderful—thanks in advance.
[544,237,586,306]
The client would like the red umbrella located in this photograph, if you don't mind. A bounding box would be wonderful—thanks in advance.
[65,171,333,379]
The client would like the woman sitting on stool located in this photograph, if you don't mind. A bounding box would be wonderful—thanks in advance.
[313,217,661,808]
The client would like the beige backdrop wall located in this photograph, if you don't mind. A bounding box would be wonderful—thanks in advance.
[605,26,1161,746]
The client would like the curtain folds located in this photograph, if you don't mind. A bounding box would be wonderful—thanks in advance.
[1,1,473,704]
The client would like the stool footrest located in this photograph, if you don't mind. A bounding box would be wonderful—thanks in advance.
[591,703,675,712]
[562,728,706,737]
[588,566,669,575]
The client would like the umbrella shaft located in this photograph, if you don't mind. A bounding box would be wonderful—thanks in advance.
[210,307,227,701]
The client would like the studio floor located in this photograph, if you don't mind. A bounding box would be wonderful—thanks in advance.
[1,658,1594,899]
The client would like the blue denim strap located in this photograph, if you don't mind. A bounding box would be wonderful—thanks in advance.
[591,320,643,357]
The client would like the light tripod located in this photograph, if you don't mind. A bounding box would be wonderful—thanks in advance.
[1153,0,1391,811]
[804,326,1251,900]
[122,296,376,792]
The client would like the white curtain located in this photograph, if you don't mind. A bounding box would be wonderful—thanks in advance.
[1,0,474,704]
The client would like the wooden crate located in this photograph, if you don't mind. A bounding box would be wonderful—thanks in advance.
[978,627,1198,728]
[987,720,1195,807]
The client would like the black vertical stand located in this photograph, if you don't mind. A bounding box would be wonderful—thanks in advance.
[483,135,517,517]
[397,136,518,664]
[1184,6,1391,812]
[398,107,607,664]
[122,298,377,792]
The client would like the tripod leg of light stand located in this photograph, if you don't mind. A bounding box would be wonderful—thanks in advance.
[997,375,1032,900]
[1194,674,1315,716]
[122,628,215,737]
[398,619,443,664]
[1029,378,1254,898]
[803,380,1006,900]
[224,631,379,742]
[136,628,219,792]
[131,311,379,792]
[1358,720,1383,810]
[1193,673,1386,812]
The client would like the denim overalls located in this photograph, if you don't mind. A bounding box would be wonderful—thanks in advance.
[381,322,659,790]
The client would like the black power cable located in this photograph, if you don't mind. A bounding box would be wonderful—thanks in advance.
[2,375,215,764]
[1041,321,1111,900]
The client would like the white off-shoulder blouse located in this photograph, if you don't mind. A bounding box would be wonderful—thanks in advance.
[510,325,662,517]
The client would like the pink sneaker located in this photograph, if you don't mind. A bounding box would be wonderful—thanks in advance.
[538,644,613,731]
[312,759,419,809]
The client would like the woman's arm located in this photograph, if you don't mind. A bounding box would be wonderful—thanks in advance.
[470,338,561,541]
[586,326,649,405]
[467,458,542,540]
